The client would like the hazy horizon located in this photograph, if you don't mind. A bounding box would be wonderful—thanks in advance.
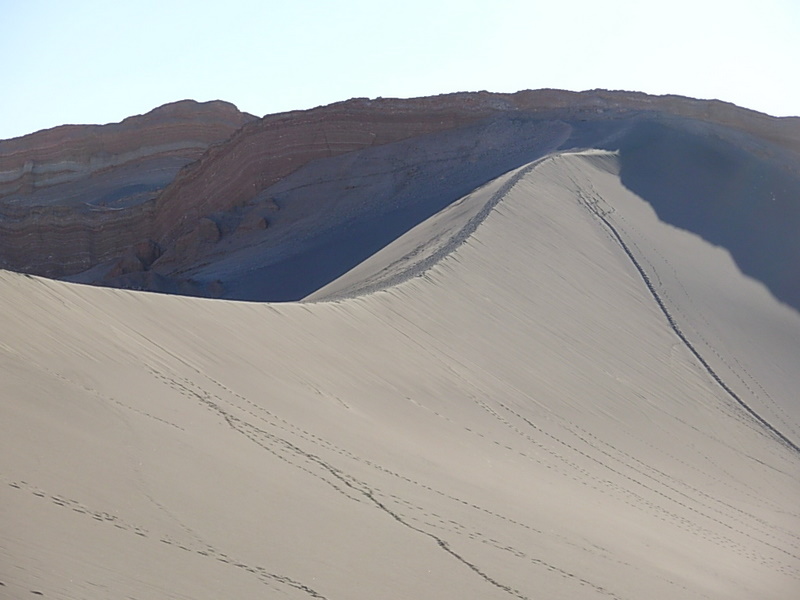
[1,0,798,140]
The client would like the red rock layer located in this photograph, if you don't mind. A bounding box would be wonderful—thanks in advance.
[0,99,254,197]
[2,90,799,280]
[151,98,495,250]
[152,90,800,267]
[0,100,255,276]
[0,202,155,277]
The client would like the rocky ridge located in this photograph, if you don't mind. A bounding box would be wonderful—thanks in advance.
[1,89,799,303]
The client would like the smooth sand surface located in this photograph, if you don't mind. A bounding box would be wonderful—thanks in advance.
[2,151,798,599]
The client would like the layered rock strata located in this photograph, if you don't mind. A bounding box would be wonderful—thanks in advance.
[0,100,255,275]
[2,90,799,305]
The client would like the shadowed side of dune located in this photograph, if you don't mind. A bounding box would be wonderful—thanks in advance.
[613,119,800,313]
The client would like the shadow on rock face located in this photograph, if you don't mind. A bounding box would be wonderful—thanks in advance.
[183,116,573,302]
[228,117,800,309]
[613,120,800,314]
[63,114,800,310]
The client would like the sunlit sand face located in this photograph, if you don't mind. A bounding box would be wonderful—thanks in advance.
[2,149,798,599]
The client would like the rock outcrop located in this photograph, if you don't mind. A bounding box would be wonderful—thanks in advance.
[2,90,799,306]
[0,100,255,276]
[152,90,800,252]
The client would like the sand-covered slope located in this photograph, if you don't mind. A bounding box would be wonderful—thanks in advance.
[1,152,798,599]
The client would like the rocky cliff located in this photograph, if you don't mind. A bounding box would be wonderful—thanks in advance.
[2,89,799,305]
[152,89,800,249]
[0,100,255,275]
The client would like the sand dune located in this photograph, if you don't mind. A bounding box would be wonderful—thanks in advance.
[1,151,798,599]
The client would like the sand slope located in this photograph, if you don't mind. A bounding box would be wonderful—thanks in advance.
[1,151,798,599]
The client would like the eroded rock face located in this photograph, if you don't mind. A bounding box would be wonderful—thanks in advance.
[2,89,799,305]
[0,100,255,276]
[0,99,255,197]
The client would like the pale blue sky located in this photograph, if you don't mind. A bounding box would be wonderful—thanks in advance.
[1,0,798,140]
